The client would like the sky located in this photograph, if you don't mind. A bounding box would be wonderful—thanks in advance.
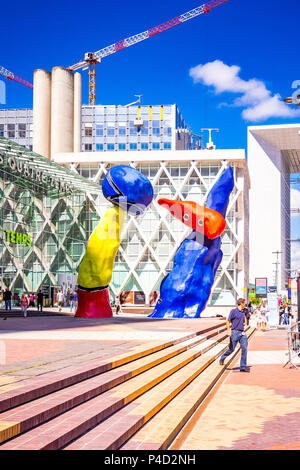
[0,0,299,269]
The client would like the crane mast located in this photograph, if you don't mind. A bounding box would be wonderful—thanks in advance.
[68,0,229,105]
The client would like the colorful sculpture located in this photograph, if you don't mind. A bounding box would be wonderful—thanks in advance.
[149,166,234,319]
[75,165,153,318]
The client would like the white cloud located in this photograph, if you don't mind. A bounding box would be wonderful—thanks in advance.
[189,60,300,122]
[291,188,300,215]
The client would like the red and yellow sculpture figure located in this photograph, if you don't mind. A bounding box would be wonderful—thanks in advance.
[75,165,153,318]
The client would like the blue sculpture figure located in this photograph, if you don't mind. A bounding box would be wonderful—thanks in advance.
[149,166,234,319]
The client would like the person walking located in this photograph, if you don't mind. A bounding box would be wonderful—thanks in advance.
[115,295,122,315]
[57,290,64,312]
[74,289,78,311]
[3,288,12,311]
[219,298,249,372]
[29,293,35,308]
[260,301,269,331]
[69,291,75,313]
[37,290,44,313]
[20,293,29,318]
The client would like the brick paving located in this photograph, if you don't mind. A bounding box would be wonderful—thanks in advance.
[171,328,300,451]
[0,314,297,451]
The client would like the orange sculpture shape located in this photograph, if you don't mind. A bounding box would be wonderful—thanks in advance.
[158,198,226,240]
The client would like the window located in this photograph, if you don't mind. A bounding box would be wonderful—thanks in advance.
[107,127,115,137]
[163,142,171,150]
[118,143,126,151]
[164,127,172,137]
[141,143,148,150]
[96,125,104,136]
[152,124,160,136]
[119,126,126,136]
[130,143,137,151]
[96,143,104,151]
[0,124,4,137]
[8,124,15,138]
[130,122,137,136]
[152,143,160,150]
[18,123,26,138]
[107,143,115,151]
[84,144,92,152]
[85,126,92,137]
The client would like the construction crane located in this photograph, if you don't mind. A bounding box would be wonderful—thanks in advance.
[0,65,33,89]
[68,0,230,105]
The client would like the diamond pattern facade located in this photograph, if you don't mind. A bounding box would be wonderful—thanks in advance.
[66,151,250,306]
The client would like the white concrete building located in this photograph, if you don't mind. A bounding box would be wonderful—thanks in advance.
[248,124,300,292]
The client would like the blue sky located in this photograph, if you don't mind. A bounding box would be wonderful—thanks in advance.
[1,0,299,149]
[1,0,299,268]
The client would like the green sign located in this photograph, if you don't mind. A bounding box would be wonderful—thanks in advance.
[4,230,32,246]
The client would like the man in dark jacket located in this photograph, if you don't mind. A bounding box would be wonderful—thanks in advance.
[3,288,12,311]
[37,290,44,312]
[219,298,249,372]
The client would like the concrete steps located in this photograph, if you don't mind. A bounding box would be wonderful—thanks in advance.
[122,327,256,450]
[0,323,255,450]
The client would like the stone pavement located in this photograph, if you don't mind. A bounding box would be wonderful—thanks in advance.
[0,313,221,389]
[171,328,300,450]
[0,314,298,450]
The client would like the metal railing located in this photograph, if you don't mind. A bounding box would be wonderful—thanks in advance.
[283,321,300,369]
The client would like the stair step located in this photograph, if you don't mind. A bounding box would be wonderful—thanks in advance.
[0,323,225,414]
[0,329,226,444]
[0,330,227,449]
[121,327,256,450]
[64,341,228,450]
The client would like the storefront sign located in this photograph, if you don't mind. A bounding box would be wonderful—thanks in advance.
[4,230,32,246]
[0,151,73,193]
[255,278,268,297]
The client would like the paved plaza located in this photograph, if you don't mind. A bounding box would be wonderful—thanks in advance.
[0,313,299,450]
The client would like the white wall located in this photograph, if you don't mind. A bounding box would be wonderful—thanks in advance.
[248,130,283,289]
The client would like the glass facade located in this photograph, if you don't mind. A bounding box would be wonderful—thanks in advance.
[81,104,200,152]
[0,138,103,302]
[0,104,201,153]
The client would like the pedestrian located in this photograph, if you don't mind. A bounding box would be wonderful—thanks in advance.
[244,306,250,326]
[260,301,269,331]
[20,293,29,318]
[115,295,122,315]
[69,291,75,313]
[279,304,285,325]
[57,290,64,312]
[3,288,12,311]
[249,306,259,328]
[282,304,292,326]
[219,298,249,372]
[29,293,35,307]
[37,290,44,312]
[74,289,78,310]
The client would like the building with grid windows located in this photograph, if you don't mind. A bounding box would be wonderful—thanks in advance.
[54,148,250,313]
[0,104,200,154]
[0,136,103,304]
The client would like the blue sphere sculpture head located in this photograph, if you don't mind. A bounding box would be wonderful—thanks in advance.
[102,165,153,216]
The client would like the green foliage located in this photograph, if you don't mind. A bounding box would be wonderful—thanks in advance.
[249,297,261,306]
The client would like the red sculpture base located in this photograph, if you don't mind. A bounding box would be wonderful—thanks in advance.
[74,287,113,318]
